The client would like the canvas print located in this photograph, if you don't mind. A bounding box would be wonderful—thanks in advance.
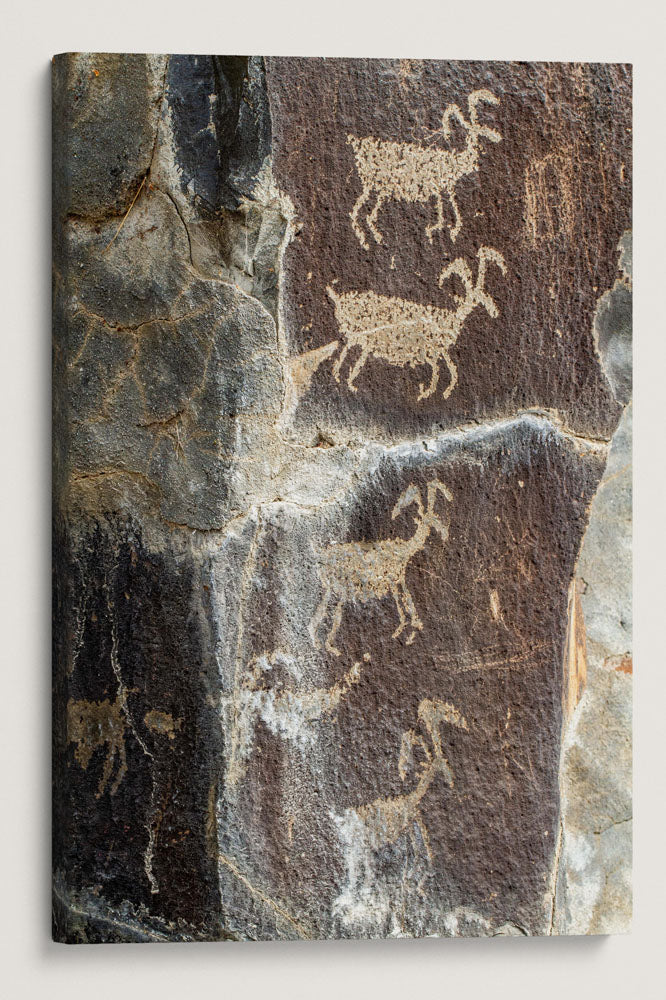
[52,55,632,942]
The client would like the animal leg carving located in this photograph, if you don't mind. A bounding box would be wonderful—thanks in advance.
[96,745,117,800]
[325,599,345,658]
[109,743,128,797]
[418,359,440,400]
[426,192,446,243]
[415,811,432,861]
[447,189,463,243]
[350,187,371,250]
[346,347,371,393]
[401,582,423,644]
[441,352,458,400]
[366,193,387,245]
[408,824,421,862]
[391,583,408,639]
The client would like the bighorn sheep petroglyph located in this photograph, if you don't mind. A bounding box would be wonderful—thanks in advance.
[331,698,468,923]
[327,246,506,400]
[311,480,453,656]
[348,89,501,249]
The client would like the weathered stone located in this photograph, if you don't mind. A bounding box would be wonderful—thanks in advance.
[52,53,167,219]
[53,54,631,942]
[554,400,632,934]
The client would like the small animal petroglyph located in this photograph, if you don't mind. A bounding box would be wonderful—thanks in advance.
[348,89,501,249]
[67,692,128,798]
[224,651,368,786]
[331,698,468,925]
[327,247,506,401]
[243,652,365,737]
[311,480,452,656]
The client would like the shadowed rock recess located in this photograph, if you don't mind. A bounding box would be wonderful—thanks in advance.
[52,55,632,942]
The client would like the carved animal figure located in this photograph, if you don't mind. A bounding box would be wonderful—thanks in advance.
[327,246,506,400]
[331,698,468,922]
[67,692,128,798]
[311,480,452,656]
[348,89,501,249]
[243,653,365,736]
[225,652,368,786]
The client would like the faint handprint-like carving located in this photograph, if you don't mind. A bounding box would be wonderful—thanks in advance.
[67,692,128,798]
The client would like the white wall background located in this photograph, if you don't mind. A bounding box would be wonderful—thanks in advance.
[1,2,664,997]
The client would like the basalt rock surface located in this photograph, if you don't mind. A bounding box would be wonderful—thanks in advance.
[52,55,632,942]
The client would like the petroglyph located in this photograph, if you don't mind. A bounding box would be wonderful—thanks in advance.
[67,693,128,798]
[287,341,340,399]
[312,480,452,656]
[524,149,576,247]
[104,578,159,892]
[327,247,506,401]
[348,89,501,249]
[331,698,468,926]
[432,641,552,675]
[144,709,182,740]
[442,906,496,936]
[224,651,367,785]
[244,651,365,740]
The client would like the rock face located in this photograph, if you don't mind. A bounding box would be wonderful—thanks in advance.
[52,55,632,942]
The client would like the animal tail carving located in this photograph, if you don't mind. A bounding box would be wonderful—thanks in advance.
[326,286,351,383]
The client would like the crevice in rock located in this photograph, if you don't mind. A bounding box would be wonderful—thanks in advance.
[548,817,564,934]
[593,816,632,836]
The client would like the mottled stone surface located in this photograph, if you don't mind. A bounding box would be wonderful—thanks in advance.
[52,54,631,942]
[556,647,633,935]
[554,241,632,933]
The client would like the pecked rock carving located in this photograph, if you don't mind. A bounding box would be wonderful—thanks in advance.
[53,55,631,943]
[332,698,468,925]
[327,247,506,400]
[67,694,128,798]
[348,89,501,248]
[311,480,452,655]
[224,651,367,785]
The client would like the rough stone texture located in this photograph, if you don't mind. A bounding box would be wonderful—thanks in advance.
[267,59,629,444]
[553,239,632,934]
[52,55,631,942]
